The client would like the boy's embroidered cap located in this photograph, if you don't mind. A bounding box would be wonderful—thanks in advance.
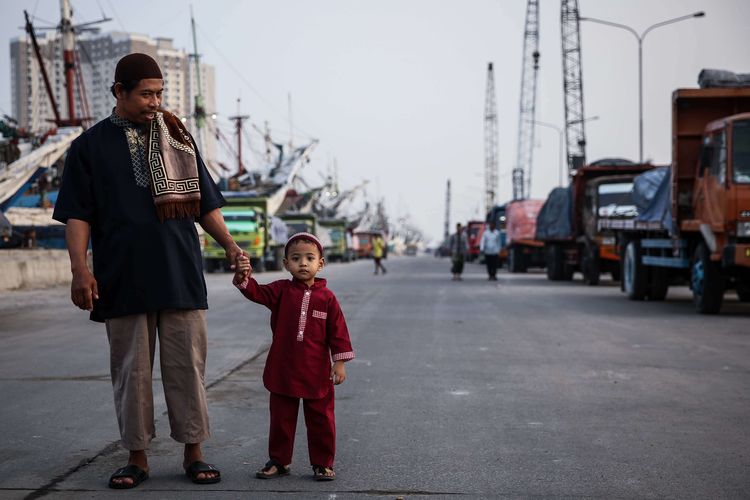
[285,232,324,257]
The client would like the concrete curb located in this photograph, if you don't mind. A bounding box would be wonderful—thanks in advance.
[0,249,73,291]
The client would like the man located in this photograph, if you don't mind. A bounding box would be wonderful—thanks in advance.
[372,234,387,275]
[53,53,244,489]
[479,222,502,280]
[448,223,469,281]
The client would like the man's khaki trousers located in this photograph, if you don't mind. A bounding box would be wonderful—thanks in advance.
[105,309,210,450]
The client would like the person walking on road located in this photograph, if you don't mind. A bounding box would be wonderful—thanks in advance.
[480,222,502,280]
[53,53,244,489]
[372,234,387,275]
[233,233,355,481]
[449,223,469,280]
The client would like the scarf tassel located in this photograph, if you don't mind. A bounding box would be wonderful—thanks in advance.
[155,201,201,222]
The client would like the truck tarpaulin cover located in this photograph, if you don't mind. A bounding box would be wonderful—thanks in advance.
[506,199,544,242]
[634,167,673,234]
[698,69,750,88]
[535,187,573,240]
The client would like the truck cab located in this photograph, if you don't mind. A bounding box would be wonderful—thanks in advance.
[693,113,750,264]
[319,218,353,262]
[203,206,265,272]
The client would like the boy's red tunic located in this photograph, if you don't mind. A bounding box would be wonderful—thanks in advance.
[235,276,354,399]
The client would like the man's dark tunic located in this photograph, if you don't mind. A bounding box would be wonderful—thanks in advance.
[53,116,224,322]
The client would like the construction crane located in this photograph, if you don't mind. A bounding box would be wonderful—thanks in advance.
[483,63,498,214]
[513,0,540,201]
[560,0,587,174]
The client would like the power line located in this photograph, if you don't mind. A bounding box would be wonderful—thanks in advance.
[193,21,318,141]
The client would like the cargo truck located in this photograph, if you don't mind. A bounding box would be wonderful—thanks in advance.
[600,83,750,313]
[202,193,286,273]
[504,199,546,273]
[536,160,654,284]
[466,220,486,262]
[318,218,354,262]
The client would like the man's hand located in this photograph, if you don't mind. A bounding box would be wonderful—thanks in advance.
[71,268,98,311]
[225,243,247,272]
[331,361,347,385]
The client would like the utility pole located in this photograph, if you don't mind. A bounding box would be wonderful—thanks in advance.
[444,179,451,243]
[514,0,540,200]
[484,63,498,213]
[228,98,249,174]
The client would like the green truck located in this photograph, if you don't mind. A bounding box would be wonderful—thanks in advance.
[280,213,317,237]
[318,218,355,262]
[202,194,286,272]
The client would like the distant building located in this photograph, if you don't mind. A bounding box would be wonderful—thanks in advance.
[9,31,217,161]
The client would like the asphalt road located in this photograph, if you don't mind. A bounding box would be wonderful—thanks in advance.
[1,255,749,499]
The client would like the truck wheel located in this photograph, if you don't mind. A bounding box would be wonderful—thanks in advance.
[546,244,563,281]
[691,242,724,314]
[737,283,750,302]
[582,245,600,286]
[509,246,527,273]
[610,265,621,282]
[623,240,647,300]
[648,267,669,301]
[251,257,265,273]
[203,258,215,273]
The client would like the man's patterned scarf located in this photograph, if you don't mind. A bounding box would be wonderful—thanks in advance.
[146,110,201,221]
[111,109,201,221]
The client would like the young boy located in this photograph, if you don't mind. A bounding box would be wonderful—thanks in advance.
[233,232,355,481]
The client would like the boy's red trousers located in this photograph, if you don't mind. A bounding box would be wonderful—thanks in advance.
[269,389,335,467]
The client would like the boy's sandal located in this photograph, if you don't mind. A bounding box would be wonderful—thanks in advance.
[108,464,149,489]
[312,465,336,481]
[256,460,290,479]
[184,460,221,484]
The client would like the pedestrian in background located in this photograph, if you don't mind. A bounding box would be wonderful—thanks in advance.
[53,53,243,489]
[449,223,469,280]
[480,222,502,280]
[233,232,355,481]
[372,234,387,275]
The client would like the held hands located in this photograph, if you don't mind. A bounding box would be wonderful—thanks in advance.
[331,361,347,385]
[232,253,252,285]
[225,243,248,272]
[71,267,98,311]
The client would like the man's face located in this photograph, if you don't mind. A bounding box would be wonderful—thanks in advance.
[115,78,163,125]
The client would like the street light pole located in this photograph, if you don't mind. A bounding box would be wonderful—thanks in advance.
[579,12,704,163]
[531,116,598,188]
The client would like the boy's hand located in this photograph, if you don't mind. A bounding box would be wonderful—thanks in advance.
[233,254,252,285]
[331,361,347,385]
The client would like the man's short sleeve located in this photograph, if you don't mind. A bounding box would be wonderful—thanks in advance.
[52,138,94,224]
[197,152,225,216]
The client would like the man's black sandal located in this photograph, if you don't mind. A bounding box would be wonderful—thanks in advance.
[108,464,149,489]
[256,460,290,479]
[184,460,221,484]
[312,465,336,481]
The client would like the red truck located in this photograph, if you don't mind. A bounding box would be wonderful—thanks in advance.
[505,199,546,273]
[466,220,486,262]
[600,81,750,313]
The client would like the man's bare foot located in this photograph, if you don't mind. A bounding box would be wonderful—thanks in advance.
[110,450,148,487]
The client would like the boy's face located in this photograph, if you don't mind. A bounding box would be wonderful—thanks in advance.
[283,240,324,285]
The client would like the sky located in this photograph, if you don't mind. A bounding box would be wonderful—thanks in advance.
[1,0,748,243]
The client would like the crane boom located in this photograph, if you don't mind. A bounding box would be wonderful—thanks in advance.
[561,0,587,174]
[513,0,540,201]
